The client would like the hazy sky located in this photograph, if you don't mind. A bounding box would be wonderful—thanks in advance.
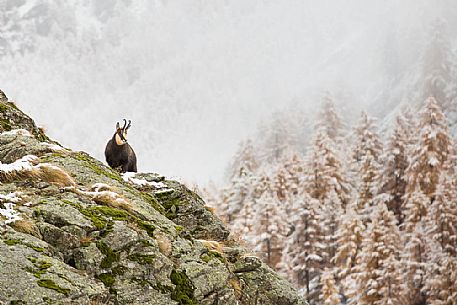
[1,0,456,185]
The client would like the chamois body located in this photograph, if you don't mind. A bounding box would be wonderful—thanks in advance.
[105,119,137,173]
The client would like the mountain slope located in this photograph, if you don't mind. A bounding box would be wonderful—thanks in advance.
[0,89,306,305]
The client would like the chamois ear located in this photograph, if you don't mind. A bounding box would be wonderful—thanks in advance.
[116,122,120,130]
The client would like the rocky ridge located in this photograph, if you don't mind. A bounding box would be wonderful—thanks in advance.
[0,89,306,305]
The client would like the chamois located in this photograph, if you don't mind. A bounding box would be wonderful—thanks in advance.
[105,119,137,173]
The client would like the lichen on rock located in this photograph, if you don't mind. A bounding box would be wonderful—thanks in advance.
[0,91,307,305]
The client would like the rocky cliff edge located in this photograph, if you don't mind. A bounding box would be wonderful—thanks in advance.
[0,90,306,305]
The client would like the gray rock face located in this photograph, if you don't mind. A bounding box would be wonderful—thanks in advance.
[0,94,307,305]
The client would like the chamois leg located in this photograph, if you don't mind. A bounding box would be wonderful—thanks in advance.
[130,162,137,173]
[122,163,130,173]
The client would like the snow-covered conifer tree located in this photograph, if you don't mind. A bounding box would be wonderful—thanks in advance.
[231,193,256,246]
[350,204,404,305]
[379,110,414,222]
[272,166,289,203]
[402,184,430,233]
[252,190,289,269]
[404,96,450,199]
[226,139,258,180]
[279,193,323,304]
[303,129,351,210]
[282,153,304,199]
[320,189,343,266]
[350,112,383,214]
[258,111,294,163]
[424,254,457,305]
[316,93,346,144]
[422,152,457,304]
[224,167,254,225]
[333,207,365,295]
[320,269,342,305]
[402,221,429,305]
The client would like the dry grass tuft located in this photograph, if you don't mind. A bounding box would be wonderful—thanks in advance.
[155,232,172,256]
[38,126,47,134]
[90,295,112,305]
[204,205,216,214]
[75,189,132,213]
[197,239,225,254]
[80,235,94,245]
[0,156,75,188]
[36,164,75,187]
[92,192,131,212]
[229,277,242,299]
[10,218,40,238]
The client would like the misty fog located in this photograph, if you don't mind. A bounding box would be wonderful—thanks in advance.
[1,0,456,185]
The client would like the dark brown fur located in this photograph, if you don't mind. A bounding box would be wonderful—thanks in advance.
[105,120,137,173]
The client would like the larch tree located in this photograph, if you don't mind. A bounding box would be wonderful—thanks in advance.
[231,193,256,246]
[251,190,289,269]
[224,166,255,225]
[319,189,343,266]
[279,193,323,304]
[424,254,457,305]
[315,92,346,144]
[401,184,430,305]
[216,186,232,224]
[251,170,273,200]
[303,129,351,210]
[226,139,258,180]
[350,112,383,215]
[402,221,429,305]
[350,204,404,305]
[423,153,457,304]
[404,96,451,200]
[282,152,304,199]
[402,184,430,233]
[320,269,342,305]
[379,110,414,223]
[332,207,365,297]
[258,111,294,163]
[399,98,450,305]
[272,165,290,203]
[425,143,457,256]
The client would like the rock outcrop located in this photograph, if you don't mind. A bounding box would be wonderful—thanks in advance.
[0,91,307,305]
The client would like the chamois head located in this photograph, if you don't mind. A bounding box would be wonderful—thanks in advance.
[114,119,131,146]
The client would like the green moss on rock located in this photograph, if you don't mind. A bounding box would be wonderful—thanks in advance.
[96,273,115,287]
[37,279,70,295]
[128,253,156,265]
[138,221,155,237]
[96,241,120,269]
[4,239,21,246]
[170,270,197,305]
[72,152,122,182]
[139,192,166,215]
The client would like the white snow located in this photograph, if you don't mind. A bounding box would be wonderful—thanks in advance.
[0,129,32,137]
[0,155,38,174]
[0,192,22,225]
[91,183,112,192]
[122,172,167,189]
[428,156,439,166]
[42,142,66,151]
